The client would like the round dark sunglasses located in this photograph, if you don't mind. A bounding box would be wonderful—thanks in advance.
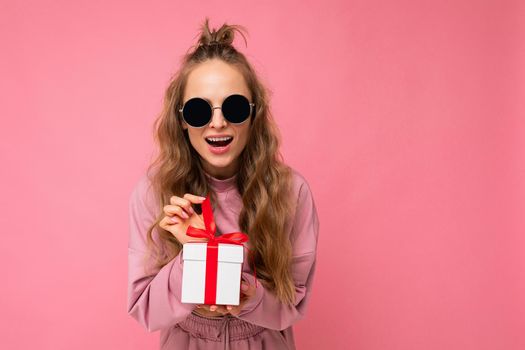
[178,94,255,128]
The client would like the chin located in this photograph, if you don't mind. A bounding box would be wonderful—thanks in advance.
[204,157,234,169]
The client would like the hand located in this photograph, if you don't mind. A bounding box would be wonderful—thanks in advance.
[159,194,209,245]
[196,280,257,316]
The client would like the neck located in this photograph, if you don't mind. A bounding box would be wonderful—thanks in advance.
[202,159,239,180]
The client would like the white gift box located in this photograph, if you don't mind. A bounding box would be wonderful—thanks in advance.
[181,242,244,305]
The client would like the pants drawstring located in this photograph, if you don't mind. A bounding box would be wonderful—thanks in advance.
[179,311,267,344]
[217,314,232,350]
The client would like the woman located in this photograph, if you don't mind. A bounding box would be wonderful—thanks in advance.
[127,17,320,349]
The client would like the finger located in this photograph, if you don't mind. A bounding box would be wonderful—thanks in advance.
[159,216,178,229]
[187,238,209,243]
[168,216,181,224]
[183,193,207,204]
[240,282,256,297]
[159,215,182,230]
[228,305,241,316]
[164,205,191,219]
[208,304,227,313]
[215,305,230,314]
[169,196,195,215]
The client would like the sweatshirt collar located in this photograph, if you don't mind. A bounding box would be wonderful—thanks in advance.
[203,170,238,192]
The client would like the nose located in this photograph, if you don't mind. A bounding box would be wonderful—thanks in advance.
[209,106,227,128]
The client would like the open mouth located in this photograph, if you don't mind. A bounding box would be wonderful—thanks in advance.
[205,136,233,147]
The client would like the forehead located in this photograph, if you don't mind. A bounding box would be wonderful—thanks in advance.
[183,59,251,102]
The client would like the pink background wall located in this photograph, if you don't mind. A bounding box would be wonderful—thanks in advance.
[1,0,524,349]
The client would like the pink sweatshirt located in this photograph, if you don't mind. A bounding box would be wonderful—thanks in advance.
[127,168,320,341]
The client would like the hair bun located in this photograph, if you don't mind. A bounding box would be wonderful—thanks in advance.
[196,17,248,48]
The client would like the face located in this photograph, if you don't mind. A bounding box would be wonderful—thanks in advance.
[182,59,252,180]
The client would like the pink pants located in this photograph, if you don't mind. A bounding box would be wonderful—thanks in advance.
[160,310,295,349]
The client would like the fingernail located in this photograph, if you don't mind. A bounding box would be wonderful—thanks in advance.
[170,217,179,223]
[199,196,207,200]
[182,211,189,219]
[189,206,195,214]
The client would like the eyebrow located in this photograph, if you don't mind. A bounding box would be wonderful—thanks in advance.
[185,93,248,104]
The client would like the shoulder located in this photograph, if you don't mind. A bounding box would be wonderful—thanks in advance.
[287,166,320,253]
[289,166,315,205]
[129,173,158,218]
[288,166,318,224]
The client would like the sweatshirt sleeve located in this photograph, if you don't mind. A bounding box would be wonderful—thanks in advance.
[127,175,195,332]
[234,173,320,330]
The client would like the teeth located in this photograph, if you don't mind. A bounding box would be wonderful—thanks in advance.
[206,136,232,142]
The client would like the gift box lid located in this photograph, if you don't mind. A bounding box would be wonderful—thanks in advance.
[183,242,244,263]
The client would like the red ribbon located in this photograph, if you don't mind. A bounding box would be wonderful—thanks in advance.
[186,194,258,305]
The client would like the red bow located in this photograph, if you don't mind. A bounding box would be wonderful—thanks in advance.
[186,194,258,305]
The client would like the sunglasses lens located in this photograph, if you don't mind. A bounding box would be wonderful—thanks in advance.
[222,94,251,124]
[182,98,211,127]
